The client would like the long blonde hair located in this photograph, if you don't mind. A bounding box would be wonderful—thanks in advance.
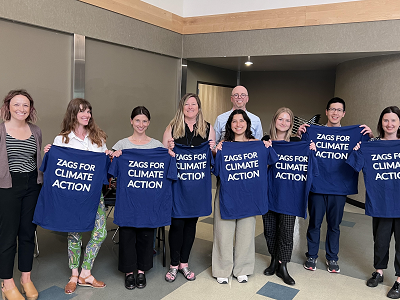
[269,107,294,141]
[169,93,207,139]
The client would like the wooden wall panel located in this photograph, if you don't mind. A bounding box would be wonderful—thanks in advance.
[78,0,184,33]
[78,0,400,35]
[198,83,232,126]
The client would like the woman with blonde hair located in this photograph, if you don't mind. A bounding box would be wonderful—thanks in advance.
[262,107,312,285]
[163,93,215,282]
[44,98,111,295]
[0,89,42,300]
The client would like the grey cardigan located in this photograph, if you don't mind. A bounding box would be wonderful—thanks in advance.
[0,122,43,188]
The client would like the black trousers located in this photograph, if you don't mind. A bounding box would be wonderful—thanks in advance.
[306,192,346,261]
[168,217,198,266]
[118,226,155,273]
[262,211,296,263]
[0,171,41,279]
[372,217,400,276]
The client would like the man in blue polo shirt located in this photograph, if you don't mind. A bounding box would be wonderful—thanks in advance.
[214,85,263,143]
[297,97,373,273]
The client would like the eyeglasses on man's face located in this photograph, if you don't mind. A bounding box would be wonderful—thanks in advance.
[232,93,248,99]
[327,108,344,113]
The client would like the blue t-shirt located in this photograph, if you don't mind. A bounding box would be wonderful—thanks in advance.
[172,141,214,218]
[269,141,318,218]
[33,146,110,232]
[346,140,400,218]
[213,141,279,219]
[108,148,177,228]
[302,124,369,195]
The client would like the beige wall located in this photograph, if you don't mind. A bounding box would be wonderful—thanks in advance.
[0,19,72,146]
[335,54,400,130]
[85,39,179,147]
[241,70,336,135]
[183,19,400,58]
[0,19,179,149]
[0,0,182,58]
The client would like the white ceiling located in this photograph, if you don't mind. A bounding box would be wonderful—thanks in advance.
[142,0,363,17]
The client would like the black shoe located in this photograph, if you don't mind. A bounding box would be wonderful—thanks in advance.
[136,273,146,289]
[276,262,295,286]
[264,256,277,276]
[387,281,400,299]
[366,272,383,287]
[125,274,135,290]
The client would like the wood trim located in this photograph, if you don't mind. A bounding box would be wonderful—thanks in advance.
[78,0,400,35]
[78,0,184,33]
[183,0,400,34]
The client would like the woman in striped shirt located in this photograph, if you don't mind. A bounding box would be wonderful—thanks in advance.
[0,89,42,300]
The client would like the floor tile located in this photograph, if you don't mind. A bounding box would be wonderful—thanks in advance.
[257,282,299,300]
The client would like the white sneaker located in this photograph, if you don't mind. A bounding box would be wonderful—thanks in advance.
[217,277,228,284]
[237,275,248,283]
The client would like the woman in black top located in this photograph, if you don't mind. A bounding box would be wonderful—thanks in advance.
[262,107,314,286]
[162,93,216,282]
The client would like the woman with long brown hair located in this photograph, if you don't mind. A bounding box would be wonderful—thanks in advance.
[44,98,111,295]
[0,89,42,300]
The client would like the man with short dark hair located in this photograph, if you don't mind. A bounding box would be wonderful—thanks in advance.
[297,97,372,273]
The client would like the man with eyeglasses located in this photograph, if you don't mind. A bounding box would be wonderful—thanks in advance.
[214,85,263,143]
[297,97,372,274]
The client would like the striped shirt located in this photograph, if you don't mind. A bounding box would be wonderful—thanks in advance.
[6,133,37,173]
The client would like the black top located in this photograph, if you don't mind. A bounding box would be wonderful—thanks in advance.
[261,134,301,142]
[173,122,210,147]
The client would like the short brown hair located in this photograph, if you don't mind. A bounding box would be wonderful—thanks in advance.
[0,89,37,123]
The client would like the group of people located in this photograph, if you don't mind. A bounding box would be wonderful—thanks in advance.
[1,85,400,300]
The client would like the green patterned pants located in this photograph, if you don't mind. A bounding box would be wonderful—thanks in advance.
[67,198,107,270]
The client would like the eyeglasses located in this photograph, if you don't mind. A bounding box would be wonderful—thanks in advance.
[232,93,248,99]
[328,108,344,113]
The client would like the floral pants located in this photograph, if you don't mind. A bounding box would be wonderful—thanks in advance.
[67,198,107,270]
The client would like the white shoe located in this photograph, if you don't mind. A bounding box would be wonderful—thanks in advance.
[217,277,228,284]
[237,275,248,283]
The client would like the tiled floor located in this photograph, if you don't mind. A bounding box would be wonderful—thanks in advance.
[10,193,398,300]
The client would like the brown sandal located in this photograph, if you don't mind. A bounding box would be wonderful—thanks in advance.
[20,280,38,300]
[64,276,78,295]
[78,275,106,288]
